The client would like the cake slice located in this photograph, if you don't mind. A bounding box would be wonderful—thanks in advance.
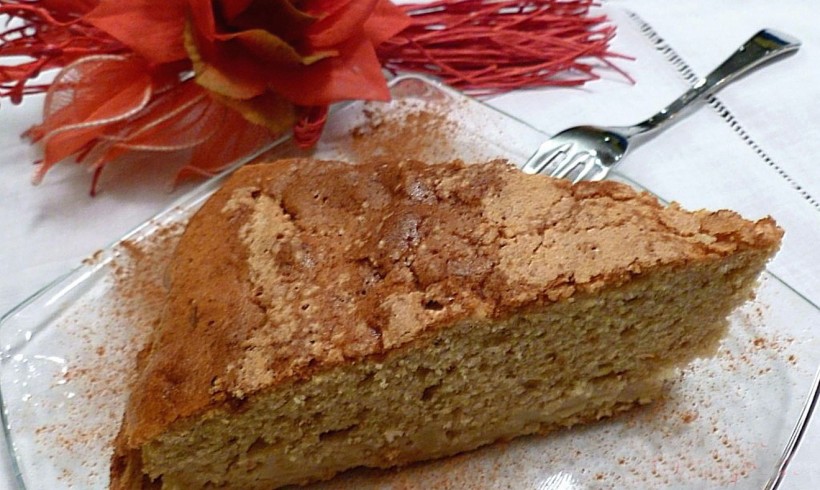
[111,159,782,489]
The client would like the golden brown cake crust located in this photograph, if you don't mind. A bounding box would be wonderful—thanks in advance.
[119,159,782,450]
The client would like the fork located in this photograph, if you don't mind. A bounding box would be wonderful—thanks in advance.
[521,29,801,183]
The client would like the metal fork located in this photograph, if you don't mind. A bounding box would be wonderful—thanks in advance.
[521,29,801,183]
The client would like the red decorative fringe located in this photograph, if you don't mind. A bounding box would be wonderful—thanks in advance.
[379,0,633,95]
[0,1,124,105]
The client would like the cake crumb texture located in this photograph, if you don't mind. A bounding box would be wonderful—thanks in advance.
[111,158,781,489]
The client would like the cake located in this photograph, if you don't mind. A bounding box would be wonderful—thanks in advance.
[110,158,782,489]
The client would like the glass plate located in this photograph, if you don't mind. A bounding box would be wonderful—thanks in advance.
[1,75,819,490]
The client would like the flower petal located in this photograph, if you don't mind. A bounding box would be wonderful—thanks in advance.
[28,55,153,179]
[84,0,188,64]
[213,90,296,133]
[302,0,353,18]
[307,0,379,48]
[227,29,327,65]
[176,105,278,182]
[102,80,216,151]
[186,0,217,41]
[220,0,316,44]
[364,0,412,46]
[184,19,267,100]
[217,0,254,21]
[267,36,389,106]
[44,0,99,16]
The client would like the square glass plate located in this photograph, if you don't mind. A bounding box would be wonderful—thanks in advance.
[1,75,819,489]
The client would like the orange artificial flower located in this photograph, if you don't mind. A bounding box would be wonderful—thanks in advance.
[1,0,410,191]
[85,0,411,132]
[2,0,625,193]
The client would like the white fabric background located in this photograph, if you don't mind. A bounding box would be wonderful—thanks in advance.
[0,0,818,488]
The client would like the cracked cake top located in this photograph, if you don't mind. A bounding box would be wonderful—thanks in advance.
[121,158,782,445]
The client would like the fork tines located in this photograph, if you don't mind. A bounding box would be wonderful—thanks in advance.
[522,142,604,183]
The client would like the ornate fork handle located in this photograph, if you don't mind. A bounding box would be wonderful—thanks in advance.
[621,29,801,139]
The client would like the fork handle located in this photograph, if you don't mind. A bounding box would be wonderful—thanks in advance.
[624,29,801,138]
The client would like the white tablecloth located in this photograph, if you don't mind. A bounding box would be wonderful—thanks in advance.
[1,0,818,488]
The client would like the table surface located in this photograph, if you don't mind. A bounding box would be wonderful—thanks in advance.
[1,0,819,488]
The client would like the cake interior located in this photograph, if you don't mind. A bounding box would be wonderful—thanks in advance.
[136,249,767,489]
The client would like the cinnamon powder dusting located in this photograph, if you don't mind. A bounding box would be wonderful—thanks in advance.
[29,219,187,487]
[16,97,812,490]
[259,99,463,164]
[34,200,805,489]
[344,103,460,162]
